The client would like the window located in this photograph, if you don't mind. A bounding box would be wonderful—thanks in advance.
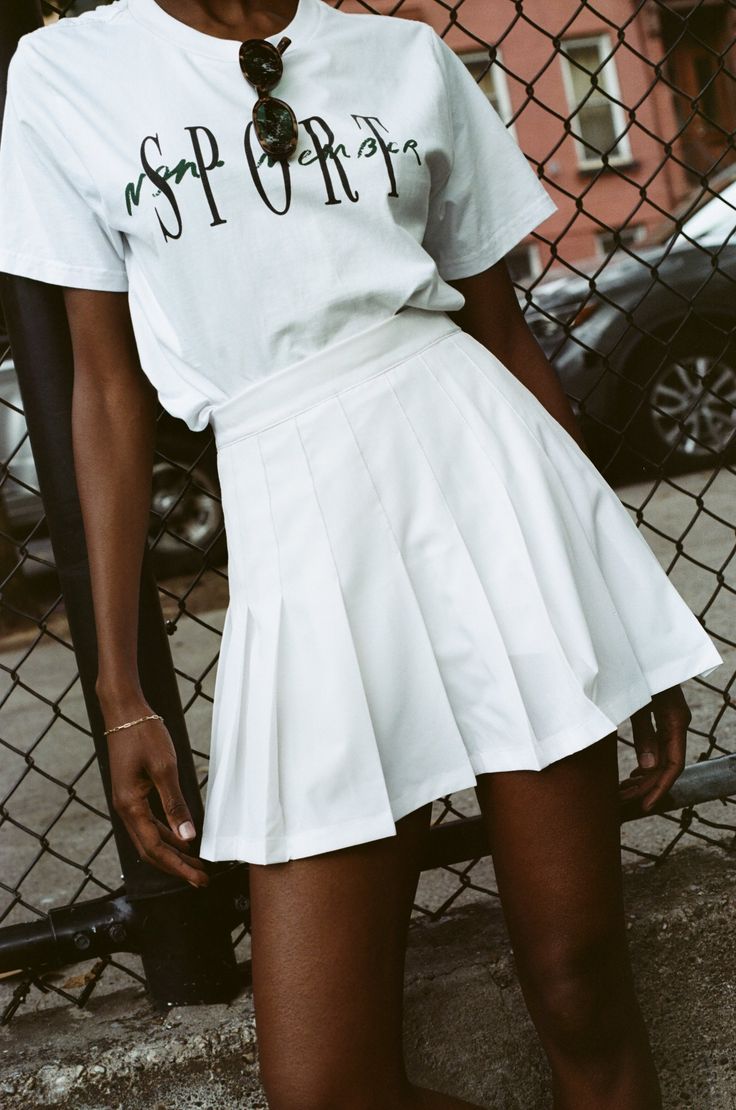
[506,243,543,284]
[459,52,542,278]
[596,224,646,258]
[559,35,633,169]
[595,225,648,259]
[460,49,515,132]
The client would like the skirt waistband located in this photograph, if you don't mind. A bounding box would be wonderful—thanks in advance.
[210,307,462,450]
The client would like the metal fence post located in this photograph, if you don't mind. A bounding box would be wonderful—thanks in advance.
[0,0,242,1007]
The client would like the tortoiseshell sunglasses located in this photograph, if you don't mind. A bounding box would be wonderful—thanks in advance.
[239,36,299,162]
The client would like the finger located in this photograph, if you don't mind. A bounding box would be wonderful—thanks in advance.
[126,800,209,887]
[120,808,149,866]
[618,762,652,793]
[142,837,211,887]
[150,817,209,870]
[619,774,659,801]
[639,754,685,812]
[631,705,659,771]
[640,692,689,811]
[137,815,210,883]
[619,772,652,792]
[147,757,197,843]
[619,764,648,785]
[114,788,156,859]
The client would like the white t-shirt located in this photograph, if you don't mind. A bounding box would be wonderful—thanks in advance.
[0,0,557,432]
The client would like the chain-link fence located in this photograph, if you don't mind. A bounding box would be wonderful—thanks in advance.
[0,0,734,1023]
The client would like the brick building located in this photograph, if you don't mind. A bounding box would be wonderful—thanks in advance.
[343,0,736,280]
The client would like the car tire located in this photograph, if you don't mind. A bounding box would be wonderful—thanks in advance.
[149,437,227,575]
[625,326,736,474]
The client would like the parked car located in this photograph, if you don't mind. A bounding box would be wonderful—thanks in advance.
[525,164,736,476]
[0,302,225,579]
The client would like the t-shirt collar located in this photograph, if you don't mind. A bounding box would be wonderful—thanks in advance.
[127,0,324,60]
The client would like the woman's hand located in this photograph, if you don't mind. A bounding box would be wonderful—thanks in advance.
[105,706,210,889]
[618,684,692,813]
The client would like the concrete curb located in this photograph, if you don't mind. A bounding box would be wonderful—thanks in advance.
[1,844,734,1109]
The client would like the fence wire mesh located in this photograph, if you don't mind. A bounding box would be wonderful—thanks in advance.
[0,0,734,1021]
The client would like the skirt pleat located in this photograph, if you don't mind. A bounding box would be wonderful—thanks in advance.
[199,314,723,865]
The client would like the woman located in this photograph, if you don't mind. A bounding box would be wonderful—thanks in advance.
[0,1,723,1106]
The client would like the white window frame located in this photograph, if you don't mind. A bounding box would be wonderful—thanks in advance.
[559,34,633,170]
[595,223,647,259]
[460,48,516,135]
[507,243,543,283]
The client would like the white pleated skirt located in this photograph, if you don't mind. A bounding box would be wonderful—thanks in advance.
[198,306,723,865]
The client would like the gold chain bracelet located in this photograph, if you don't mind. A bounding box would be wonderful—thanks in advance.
[103,713,164,736]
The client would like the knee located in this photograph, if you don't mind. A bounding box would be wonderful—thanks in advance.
[263,1091,389,1110]
[264,1094,338,1110]
[259,1064,333,1110]
[261,1078,337,1110]
[260,1066,397,1110]
[524,931,634,1057]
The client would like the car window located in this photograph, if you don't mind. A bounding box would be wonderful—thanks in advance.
[678,179,736,245]
[649,165,736,245]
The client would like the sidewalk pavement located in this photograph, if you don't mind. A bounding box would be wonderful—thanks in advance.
[0,843,734,1109]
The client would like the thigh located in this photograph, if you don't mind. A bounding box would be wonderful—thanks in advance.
[474,733,630,996]
[248,802,433,1103]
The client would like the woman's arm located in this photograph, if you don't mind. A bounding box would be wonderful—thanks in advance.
[66,288,156,704]
[64,287,208,887]
[445,259,590,454]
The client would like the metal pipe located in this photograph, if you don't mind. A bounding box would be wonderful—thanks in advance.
[0,752,731,991]
[419,752,736,870]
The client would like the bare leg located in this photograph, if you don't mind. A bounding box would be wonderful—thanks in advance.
[474,731,662,1110]
[248,802,485,1110]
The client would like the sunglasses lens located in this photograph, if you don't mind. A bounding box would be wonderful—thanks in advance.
[254,97,298,157]
[239,39,282,90]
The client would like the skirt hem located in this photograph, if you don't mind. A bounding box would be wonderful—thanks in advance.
[199,643,722,866]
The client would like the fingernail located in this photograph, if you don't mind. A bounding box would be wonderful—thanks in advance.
[640,753,656,768]
[178,821,196,840]
[187,879,200,889]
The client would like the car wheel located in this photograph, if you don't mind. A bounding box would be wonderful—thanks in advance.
[631,333,736,471]
[149,456,225,573]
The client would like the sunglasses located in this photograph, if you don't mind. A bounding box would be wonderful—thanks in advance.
[239,35,299,162]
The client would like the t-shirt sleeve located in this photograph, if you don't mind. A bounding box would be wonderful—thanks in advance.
[0,41,128,292]
[422,28,557,281]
